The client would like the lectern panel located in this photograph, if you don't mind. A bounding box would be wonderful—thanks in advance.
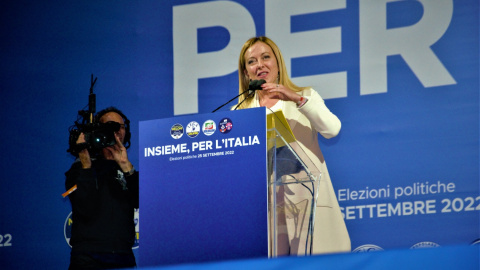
[139,107,268,267]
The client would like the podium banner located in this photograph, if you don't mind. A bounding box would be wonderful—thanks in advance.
[139,107,268,266]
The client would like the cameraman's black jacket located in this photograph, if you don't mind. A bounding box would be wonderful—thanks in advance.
[65,158,139,253]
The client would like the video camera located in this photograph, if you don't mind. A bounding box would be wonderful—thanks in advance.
[68,121,121,155]
[67,75,120,156]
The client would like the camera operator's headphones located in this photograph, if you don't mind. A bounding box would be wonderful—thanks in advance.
[95,106,131,149]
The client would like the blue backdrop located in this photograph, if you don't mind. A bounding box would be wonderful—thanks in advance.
[0,0,478,269]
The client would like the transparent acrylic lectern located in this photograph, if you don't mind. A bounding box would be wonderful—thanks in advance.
[266,110,321,257]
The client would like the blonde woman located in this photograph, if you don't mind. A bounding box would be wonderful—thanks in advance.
[237,36,351,255]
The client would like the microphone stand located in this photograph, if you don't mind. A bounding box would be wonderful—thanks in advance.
[233,91,255,110]
[212,88,251,113]
[212,80,265,113]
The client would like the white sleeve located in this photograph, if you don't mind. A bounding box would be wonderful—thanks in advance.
[298,89,341,139]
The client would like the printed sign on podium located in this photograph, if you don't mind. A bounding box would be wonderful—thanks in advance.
[139,107,268,267]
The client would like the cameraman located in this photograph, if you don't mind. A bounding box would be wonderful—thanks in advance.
[65,107,138,269]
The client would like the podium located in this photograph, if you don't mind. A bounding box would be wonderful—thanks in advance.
[139,107,320,267]
[266,110,321,257]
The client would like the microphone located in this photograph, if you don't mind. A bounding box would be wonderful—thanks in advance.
[232,79,266,110]
[247,79,265,93]
[212,79,266,113]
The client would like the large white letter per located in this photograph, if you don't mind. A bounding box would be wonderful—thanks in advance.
[360,0,456,95]
[266,0,347,99]
[173,1,255,115]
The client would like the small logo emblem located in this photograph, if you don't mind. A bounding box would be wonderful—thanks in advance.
[133,208,139,249]
[186,121,200,138]
[64,212,73,247]
[218,118,233,134]
[410,242,440,249]
[202,120,216,136]
[352,244,384,253]
[170,124,184,139]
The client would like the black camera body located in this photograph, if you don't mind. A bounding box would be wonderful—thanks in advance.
[68,121,121,155]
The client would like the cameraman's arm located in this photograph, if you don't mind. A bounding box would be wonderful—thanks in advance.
[64,133,100,219]
[76,133,92,169]
[65,161,100,219]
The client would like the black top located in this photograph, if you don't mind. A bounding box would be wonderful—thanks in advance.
[65,158,139,253]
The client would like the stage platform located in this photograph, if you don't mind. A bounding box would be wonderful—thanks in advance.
[138,244,479,270]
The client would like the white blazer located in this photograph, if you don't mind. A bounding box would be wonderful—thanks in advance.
[250,88,351,254]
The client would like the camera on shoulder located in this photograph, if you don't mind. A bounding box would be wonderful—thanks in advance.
[68,121,120,155]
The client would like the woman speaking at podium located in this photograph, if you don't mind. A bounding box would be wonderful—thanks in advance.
[235,36,351,255]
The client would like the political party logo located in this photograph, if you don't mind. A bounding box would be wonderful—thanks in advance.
[352,244,384,253]
[202,120,216,136]
[64,212,73,247]
[186,121,200,138]
[171,123,184,139]
[218,118,233,134]
[410,241,440,249]
[133,208,139,249]
[64,209,140,249]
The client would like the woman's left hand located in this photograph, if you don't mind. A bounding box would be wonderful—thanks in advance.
[261,83,302,103]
